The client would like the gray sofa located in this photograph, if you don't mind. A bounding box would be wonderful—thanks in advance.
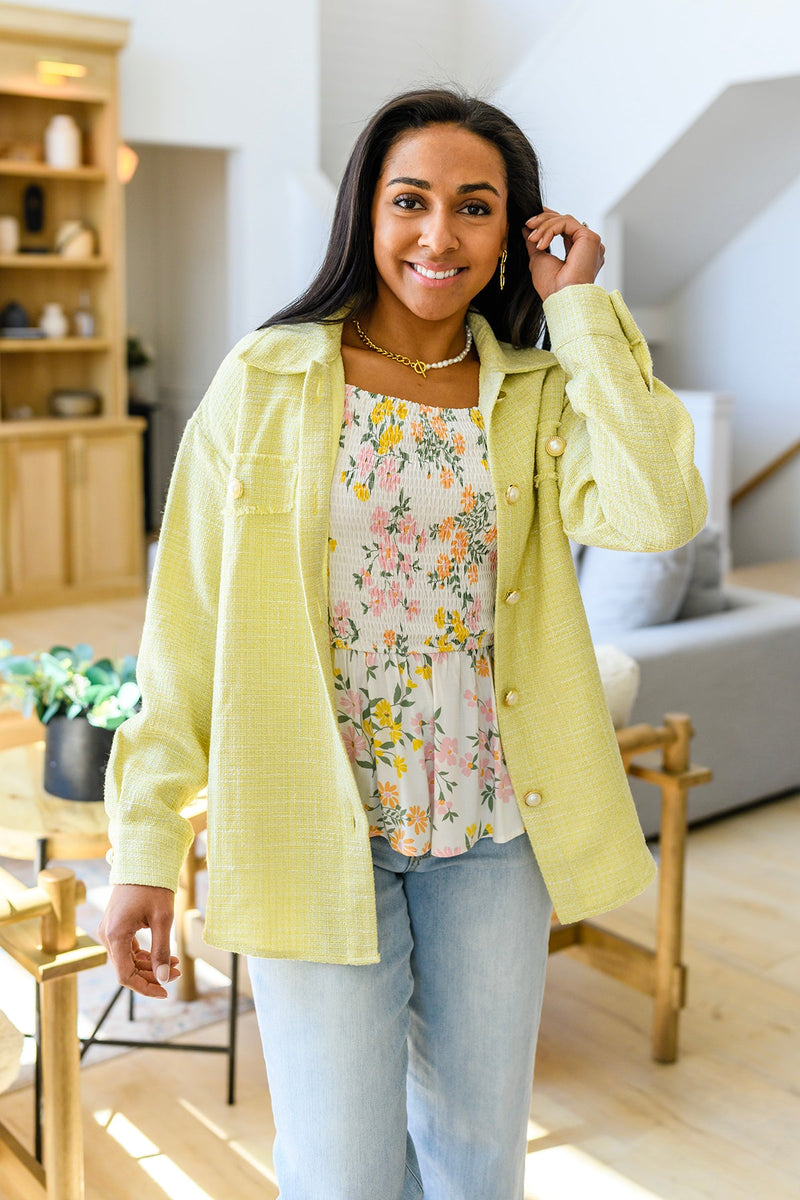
[606,584,800,838]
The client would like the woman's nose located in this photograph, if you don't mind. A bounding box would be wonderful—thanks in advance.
[418,208,459,254]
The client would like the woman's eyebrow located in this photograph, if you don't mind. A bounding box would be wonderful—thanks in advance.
[386,176,501,198]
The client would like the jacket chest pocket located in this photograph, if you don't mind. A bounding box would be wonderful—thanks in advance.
[226,453,297,515]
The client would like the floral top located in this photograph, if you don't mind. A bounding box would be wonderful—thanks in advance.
[328,383,525,857]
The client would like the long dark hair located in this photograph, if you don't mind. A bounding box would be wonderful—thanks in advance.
[259,87,547,348]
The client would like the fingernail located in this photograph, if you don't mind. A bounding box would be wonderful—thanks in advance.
[156,965,170,985]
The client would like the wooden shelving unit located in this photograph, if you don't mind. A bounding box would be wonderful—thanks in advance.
[0,3,144,613]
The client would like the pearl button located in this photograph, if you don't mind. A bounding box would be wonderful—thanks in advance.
[545,436,566,457]
[505,484,520,504]
[504,589,521,605]
[524,790,542,807]
[105,848,115,865]
[229,478,244,500]
[503,689,519,706]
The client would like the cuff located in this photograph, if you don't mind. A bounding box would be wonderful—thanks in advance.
[543,283,630,353]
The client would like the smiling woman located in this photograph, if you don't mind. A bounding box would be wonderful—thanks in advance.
[99,87,707,1200]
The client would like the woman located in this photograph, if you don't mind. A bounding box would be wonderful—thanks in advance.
[100,88,707,1199]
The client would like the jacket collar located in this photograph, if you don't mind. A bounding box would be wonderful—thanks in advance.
[237,310,556,376]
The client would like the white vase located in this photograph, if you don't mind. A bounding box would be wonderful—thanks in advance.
[44,114,82,169]
[40,302,69,339]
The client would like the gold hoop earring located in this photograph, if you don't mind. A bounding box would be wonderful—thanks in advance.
[499,248,507,291]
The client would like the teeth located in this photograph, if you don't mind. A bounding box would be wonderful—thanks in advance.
[411,264,462,279]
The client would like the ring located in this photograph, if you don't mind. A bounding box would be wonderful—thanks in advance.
[581,221,588,227]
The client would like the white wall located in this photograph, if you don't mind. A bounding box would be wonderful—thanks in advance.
[5,0,320,340]
[319,0,560,182]
[125,144,229,513]
[653,171,800,566]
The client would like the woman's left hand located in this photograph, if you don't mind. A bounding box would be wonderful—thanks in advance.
[523,208,605,300]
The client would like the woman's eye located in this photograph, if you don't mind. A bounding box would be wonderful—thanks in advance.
[461,201,491,216]
[393,194,424,210]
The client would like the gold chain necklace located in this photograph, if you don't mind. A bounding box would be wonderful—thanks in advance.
[353,319,473,379]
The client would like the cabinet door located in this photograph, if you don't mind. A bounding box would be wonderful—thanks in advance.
[70,431,144,587]
[4,438,71,597]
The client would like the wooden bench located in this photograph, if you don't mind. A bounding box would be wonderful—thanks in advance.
[0,866,106,1200]
[549,711,711,1063]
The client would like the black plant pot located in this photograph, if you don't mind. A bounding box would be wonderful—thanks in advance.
[44,716,116,803]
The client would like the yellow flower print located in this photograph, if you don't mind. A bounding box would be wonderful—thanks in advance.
[453,614,469,643]
[466,823,477,841]
[434,606,446,629]
[412,737,424,751]
[470,408,484,429]
[370,400,389,425]
[378,424,403,455]
[396,401,408,419]
[394,755,408,779]
[340,470,347,481]
[363,716,374,741]
[353,482,371,502]
[375,699,394,727]
[328,538,337,552]
[416,662,432,680]
[485,824,494,836]
[389,721,403,745]
[437,634,451,653]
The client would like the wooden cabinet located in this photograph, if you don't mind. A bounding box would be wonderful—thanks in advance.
[0,420,143,609]
[0,4,144,612]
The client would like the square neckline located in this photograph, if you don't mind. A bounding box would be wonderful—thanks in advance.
[344,382,478,413]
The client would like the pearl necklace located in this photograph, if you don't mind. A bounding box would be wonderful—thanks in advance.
[353,319,473,378]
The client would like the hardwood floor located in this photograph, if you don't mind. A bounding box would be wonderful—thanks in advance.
[0,793,798,1199]
[1,587,798,1198]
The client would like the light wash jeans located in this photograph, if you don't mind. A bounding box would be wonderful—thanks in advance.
[248,830,553,1200]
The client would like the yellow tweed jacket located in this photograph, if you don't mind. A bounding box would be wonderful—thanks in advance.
[105,283,707,963]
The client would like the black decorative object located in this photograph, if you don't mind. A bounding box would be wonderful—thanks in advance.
[0,300,29,329]
[23,183,44,233]
[44,716,115,802]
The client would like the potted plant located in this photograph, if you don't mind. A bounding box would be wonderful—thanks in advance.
[0,642,140,802]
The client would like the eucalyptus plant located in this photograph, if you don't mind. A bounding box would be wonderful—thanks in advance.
[0,641,140,731]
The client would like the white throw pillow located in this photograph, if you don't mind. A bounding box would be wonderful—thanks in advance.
[578,542,696,640]
[594,644,641,728]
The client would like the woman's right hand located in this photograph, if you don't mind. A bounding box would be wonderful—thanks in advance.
[98,883,181,998]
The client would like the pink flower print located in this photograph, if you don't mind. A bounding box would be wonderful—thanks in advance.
[416,528,428,553]
[489,546,498,572]
[368,587,387,616]
[343,393,354,427]
[360,568,373,587]
[340,688,363,719]
[436,845,464,857]
[463,688,478,708]
[477,697,495,723]
[435,737,458,768]
[388,580,403,608]
[332,600,350,639]
[459,753,476,777]
[435,795,454,817]
[355,443,375,479]
[376,455,400,493]
[466,598,482,629]
[410,712,426,739]
[397,516,418,545]
[341,724,367,763]
[369,507,390,536]
[378,540,398,571]
[407,599,420,619]
[364,650,378,669]
[498,771,516,804]
[477,729,488,751]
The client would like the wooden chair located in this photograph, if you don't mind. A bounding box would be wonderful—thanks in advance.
[0,865,106,1200]
[549,711,712,1063]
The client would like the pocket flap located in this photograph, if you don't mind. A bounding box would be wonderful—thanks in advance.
[227,453,297,514]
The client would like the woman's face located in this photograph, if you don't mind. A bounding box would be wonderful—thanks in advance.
[370,123,509,324]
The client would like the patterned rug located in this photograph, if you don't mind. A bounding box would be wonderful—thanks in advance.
[0,849,253,1094]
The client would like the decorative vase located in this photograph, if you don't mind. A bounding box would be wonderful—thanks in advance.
[39,302,69,338]
[44,716,115,802]
[44,114,82,169]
